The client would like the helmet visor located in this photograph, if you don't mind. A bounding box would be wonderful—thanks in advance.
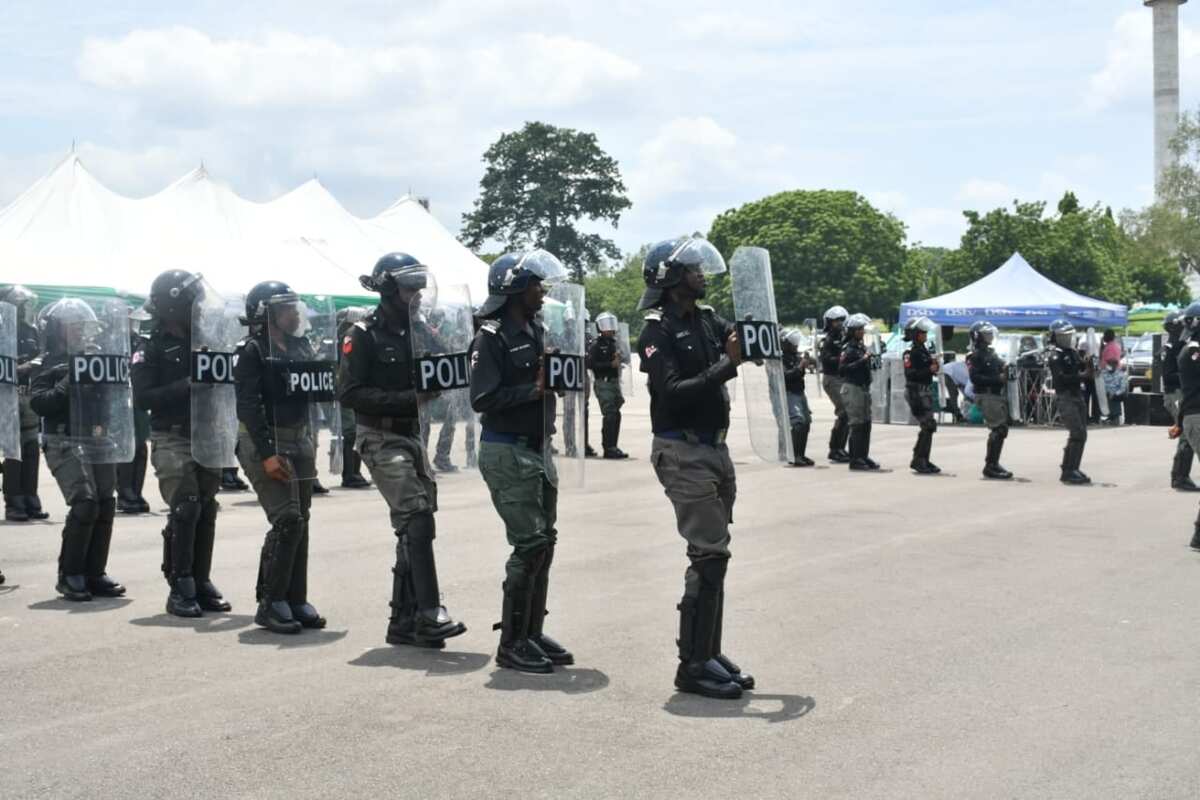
[669,238,727,276]
[595,313,618,333]
[264,293,306,337]
[978,323,997,345]
[515,249,568,285]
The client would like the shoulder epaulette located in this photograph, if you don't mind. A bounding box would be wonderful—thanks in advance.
[643,309,663,322]
[697,303,714,313]
[1185,341,1200,351]
[353,320,369,332]
[480,319,501,334]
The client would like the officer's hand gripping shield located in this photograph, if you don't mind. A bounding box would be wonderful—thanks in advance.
[0,301,20,460]
[411,279,478,468]
[267,294,340,483]
[542,282,587,488]
[730,246,793,464]
[61,299,136,464]
[190,278,244,468]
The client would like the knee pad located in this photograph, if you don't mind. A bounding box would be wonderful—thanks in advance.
[274,512,304,543]
[994,425,1009,441]
[199,497,219,525]
[406,511,436,546]
[172,496,203,526]
[922,418,938,434]
[693,555,729,591]
[69,498,99,526]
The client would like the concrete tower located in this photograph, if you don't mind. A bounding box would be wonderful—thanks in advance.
[1147,0,1188,194]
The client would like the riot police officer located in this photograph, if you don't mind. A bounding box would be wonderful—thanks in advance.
[335,306,371,488]
[636,236,754,700]
[1046,320,1092,485]
[235,281,327,634]
[839,313,879,471]
[470,249,575,674]
[1162,311,1198,491]
[589,312,628,459]
[339,253,467,648]
[132,269,232,618]
[819,306,851,463]
[1170,301,1200,547]
[781,329,815,467]
[117,320,152,514]
[966,321,1013,480]
[903,317,941,474]
[1,285,48,522]
[31,298,129,602]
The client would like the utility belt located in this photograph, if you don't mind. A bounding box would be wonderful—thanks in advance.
[357,414,419,437]
[657,428,727,447]
[238,422,311,442]
[480,428,543,452]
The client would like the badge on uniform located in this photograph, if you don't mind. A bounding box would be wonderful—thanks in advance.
[342,336,353,355]
[644,345,658,359]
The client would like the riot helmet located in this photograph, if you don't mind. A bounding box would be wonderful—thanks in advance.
[141,269,202,325]
[1164,309,1185,339]
[781,327,804,352]
[244,280,305,337]
[1182,301,1200,336]
[476,249,567,317]
[1048,319,1076,349]
[595,311,619,335]
[904,317,936,343]
[36,298,100,356]
[360,252,431,298]
[822,305,848,332]
[969,321,997,348]
[637,236,727,310]
[845,313,870,340]
[0,285,37,326]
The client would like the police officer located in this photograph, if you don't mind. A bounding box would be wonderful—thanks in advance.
[339,253,467,648]
[1162,311,1198,491]
[636,236,754,700]
[903,318,941,475]
[839,313,880,471]
[235,281,327,634]
[1047,319,1092,485]
[819,306,851,463]
[589,312,628,459]
[335,306,371,488]
[965,321,1013,480]
[1,285,48,522]
[117,320,152,514]
[781,328,815,467]
[132,270,232,618]
[470,249,574,674]
[1170,301,1200,547]
[30,299,126,602]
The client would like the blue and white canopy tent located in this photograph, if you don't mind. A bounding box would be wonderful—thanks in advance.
[899,252,1127,329]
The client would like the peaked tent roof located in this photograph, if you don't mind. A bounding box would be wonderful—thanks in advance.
[0,154,488,302]
[899,252,1127,328]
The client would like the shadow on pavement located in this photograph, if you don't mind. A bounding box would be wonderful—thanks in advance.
[237,628,349,648]
[129,613,256,633]
[484,667,609,694]
[663,692,815,724]
[348,646,490,676]
[27,597,134,614]
[0,583,19,595]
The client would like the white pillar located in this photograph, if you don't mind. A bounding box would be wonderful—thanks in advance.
[1147,0,1188,196]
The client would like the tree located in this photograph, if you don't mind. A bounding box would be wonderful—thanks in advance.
[706,190,909,323]
[583,245,652,337]
[460,121,631,282]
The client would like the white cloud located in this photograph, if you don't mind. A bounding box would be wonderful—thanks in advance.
[1086,10,1200,113]
[959,179,1017,207]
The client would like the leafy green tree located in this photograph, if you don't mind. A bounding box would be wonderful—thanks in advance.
[583,245,651,337]
[706,190,909,323]
[460,121,631,282]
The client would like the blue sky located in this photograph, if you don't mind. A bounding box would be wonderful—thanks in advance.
[0,1,1191,257]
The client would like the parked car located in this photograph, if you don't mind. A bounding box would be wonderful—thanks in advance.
[1125,335,1154,392]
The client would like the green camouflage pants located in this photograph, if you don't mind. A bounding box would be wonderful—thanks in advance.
[478,440,557,571]
[357,427,437,530]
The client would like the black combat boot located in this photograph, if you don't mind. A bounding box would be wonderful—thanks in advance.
[166,576,203,618]
[385,528,425,646]
[983,432,1013,480]
[712,587,754,690]
[828,417,850,463]
[603,412,629,458]
[255,524,302,634]
[494,556,553,674]
[1061,441,1090,485]
[288,525,326,628]
[848,425,870,470]
[3,458,28,521]
[85,499,126,597]
[1191,510,1200,550]
[57,502,95,601]
[341,432,371,488]
[1172,443,1199,490]
[193,499,231,612]
[404,514,466,645]
[527,544,573,665]
[221,468,248,492]
[862,421,880,470]
[790,423,814,467]
[674,559,741,699]
[21,440,48,519]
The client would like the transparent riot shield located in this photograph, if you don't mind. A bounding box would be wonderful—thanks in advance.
[618,321,633,397]
[0,302,19,459]
[730,246,792,463]
[412,282,477,471]
[267,294,340,482]
[66,299,135,464]
[887,353,911,425]
[190,280,243,468]
[1087,327,1110,418]
[866,325,889,424]
[543,282,587,488]
[1005,336,1022,424]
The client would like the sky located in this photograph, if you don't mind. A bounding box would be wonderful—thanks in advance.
[0,0,1195,259]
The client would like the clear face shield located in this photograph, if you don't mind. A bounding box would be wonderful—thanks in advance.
[265,294,307,337]
[38,298,101,354]
[595,312,618,334]
[4,286,38,325]
[670,237,728,276]
[514,249,568,287]
[1054,330,1076,349]
[978,323,998,348]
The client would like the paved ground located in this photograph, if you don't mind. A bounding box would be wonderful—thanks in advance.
[2,391,1198,799]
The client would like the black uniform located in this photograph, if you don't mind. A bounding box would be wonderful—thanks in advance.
[132,326,228,612]
[117,333,151,513]
[339,303,465,646]
[1163,337,1195,486]
[903,342,938,469]
[1047,345,1090,479]
[838,337,876,466]
[782,348,813,464]
[966,344,1012,472]
[235,331,325,630]
[819,331,849,455]
[2,318,45,520]
[588,334,625,455]
[638,301,753,695]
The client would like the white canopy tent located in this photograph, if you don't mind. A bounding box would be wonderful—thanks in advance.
[0,154,488,301]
